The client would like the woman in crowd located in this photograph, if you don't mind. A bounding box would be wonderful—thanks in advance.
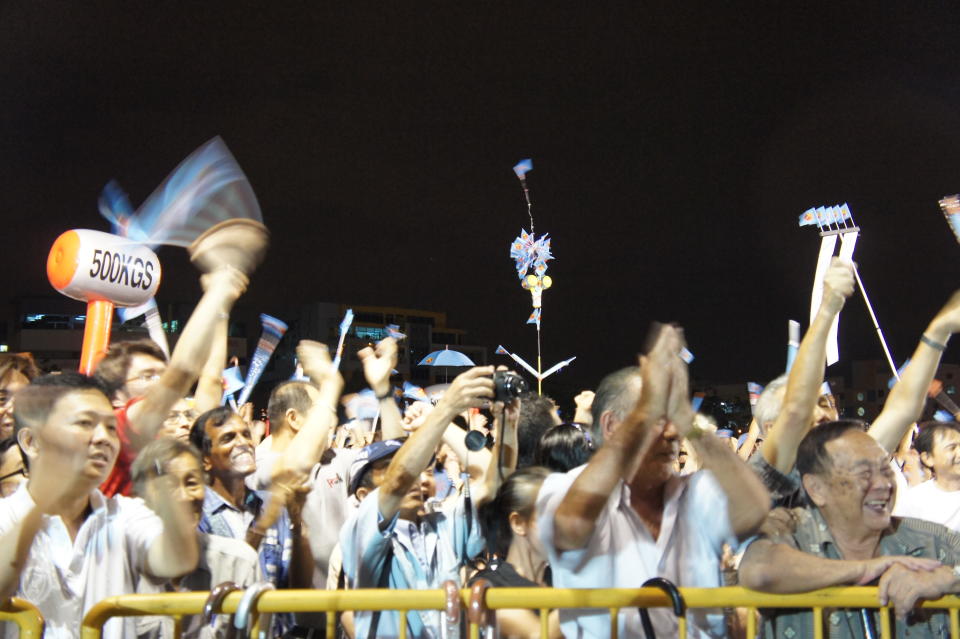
[533,422,594,473]
[473,466,560,639]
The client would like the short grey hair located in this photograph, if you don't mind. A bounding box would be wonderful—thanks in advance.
[131,437,204,498]
[754,374,788,431]
[589,366,641,446]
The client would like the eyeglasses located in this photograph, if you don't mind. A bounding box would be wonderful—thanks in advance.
[164,410,198,425]
[126,370,163,385]
[0,468,25,483]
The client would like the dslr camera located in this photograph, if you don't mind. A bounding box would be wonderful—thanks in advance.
[493,370,528,402]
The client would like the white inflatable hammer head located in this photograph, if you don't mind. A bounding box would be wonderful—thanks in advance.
[47,229,161,307]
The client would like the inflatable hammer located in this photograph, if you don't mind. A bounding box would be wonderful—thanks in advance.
[47,229,161,375]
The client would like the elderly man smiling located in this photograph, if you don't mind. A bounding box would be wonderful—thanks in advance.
[739,420,960,637]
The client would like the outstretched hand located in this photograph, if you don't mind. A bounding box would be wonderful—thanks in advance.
[358,337,398,396]
[297,340,340,387]
[634,323,695,437]
[821,257,856,313]
[438,366,495,415]
[200,265,248,304]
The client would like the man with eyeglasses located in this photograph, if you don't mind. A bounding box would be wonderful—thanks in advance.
[739,421,960,637]
[157,398,198,442]
[93,267,248,496]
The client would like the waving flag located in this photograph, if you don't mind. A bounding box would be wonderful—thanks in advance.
[236,314,288,407]
[527,308,541,327]
[513,158,533,179]
[332,309,354,370]
[691,392,705,412]
[495,345,509,355]
[747,382,763,413]
[403,381,429,401]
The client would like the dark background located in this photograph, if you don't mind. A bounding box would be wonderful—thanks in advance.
[4,2,960,401]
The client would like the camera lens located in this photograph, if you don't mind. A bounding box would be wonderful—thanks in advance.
[493,371,529,401]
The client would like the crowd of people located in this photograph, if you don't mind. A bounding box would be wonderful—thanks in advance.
[4,256,960,638]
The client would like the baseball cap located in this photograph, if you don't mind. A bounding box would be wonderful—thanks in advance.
[348,439,404,496]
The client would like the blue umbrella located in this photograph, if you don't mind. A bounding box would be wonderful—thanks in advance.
[418,347,475,367]
[418,347,475,383]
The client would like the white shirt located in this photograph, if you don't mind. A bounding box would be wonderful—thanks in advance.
[253,442,361,588]
[302,447,360,587]
[895,479,960,533]
[536,466,735,639]
[0,485,162,639]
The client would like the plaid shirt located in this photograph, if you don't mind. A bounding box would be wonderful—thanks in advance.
[198,487,294,634]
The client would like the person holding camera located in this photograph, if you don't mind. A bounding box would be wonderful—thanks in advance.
[339,365,508,639]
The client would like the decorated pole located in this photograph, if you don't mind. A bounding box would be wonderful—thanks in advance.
[47,229,162,374]
[799,203,899,377]
[509,159,559,394]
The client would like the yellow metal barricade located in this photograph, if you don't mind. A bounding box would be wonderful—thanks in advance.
[0,598,44,638]
[76,586,960,639]
[479,586,960,639]
[80,589,457,639]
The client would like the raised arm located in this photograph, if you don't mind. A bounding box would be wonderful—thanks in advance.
[128,267,248,447]
[551,325,678,552]
[572,390,594,426]
[358,337,405,440]
[761,258,855,473]
[667,350,770,538]
[471,398,521,507]
[738,417,760,461]
[869,290,960,452]
[144,473,201,578]
[281,340,344,476]
[192,314,229,414]
[378,366,494,522]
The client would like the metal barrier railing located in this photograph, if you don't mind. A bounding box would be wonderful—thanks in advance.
[71,585,960,639]
[0,597,44,639]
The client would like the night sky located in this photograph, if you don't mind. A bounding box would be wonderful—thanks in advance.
[5,3,960,402]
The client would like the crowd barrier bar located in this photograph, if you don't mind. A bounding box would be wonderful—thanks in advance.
[0,597,43,638]
[478,586,960,639]
[76,586,960,639]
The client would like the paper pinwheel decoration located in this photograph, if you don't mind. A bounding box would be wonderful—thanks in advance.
[510,229,554,312]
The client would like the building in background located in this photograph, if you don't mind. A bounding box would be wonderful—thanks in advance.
[7,296,487,399]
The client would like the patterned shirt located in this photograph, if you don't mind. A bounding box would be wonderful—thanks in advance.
[748,452,805,509]
[197,487,291,587]
[197,487,294,635]
[758,506,960,638]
